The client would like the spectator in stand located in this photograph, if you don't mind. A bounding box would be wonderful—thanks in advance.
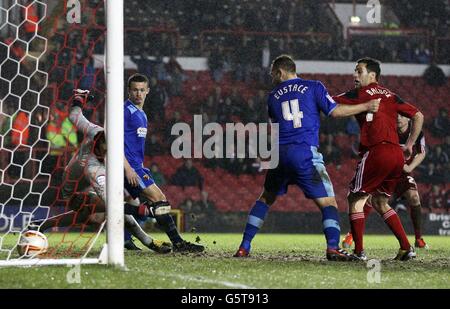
[423,64,447,86]
[227,86,244,118]
[199,95,218,122]
[79,56,95,90]
[337,41,353,62]
[254,89,269,122]
[29,108,47,145]
[241,98,260,123]
[429,108,448,138]
[166,56,185,97]
[179,197,196,232]
[46,103,78,156]
[233,35,258,82]
[208,44,228,82]
[154,53,169,81]
[194,191,216,217]
[223,157,238,174]
[431,145,449,166]
[320,113,346,135]
[179,197,194,214]
[145,134,164,156]
[150,163,166,186]
[443,136,450,155]
[317,37,337,61]
[191,191,218,230]
[373,40,391,62]
[322,143,342,169]
[146,77,167,123]
[212,86,225,107]
[157,33,176,57]
[421,162,446,185]
[164,111,182,145]
[261,40,271,70]
[423,184,448,212]
[399,41,415,63]
[414,42,432,64]
[345,117,360,136]
[131,50,156,80]
[171,159,204,190]
[217,97,235,124]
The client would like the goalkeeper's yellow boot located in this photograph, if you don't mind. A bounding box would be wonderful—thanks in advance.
[148,239,172,254]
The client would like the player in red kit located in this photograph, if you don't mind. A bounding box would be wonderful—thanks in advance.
[333,58,424,261]
[342,114,428,250]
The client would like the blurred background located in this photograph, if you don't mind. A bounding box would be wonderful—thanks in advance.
[0,0,448,235]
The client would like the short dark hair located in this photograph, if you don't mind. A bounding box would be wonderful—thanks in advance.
[272,54,296,73]
[357,57,381,80]
[127,73,149,88]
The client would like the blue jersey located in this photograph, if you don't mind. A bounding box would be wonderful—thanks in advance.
[267,77,337,146]
[124,99,148,169]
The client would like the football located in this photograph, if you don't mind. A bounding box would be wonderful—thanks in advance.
[17,230,48,258]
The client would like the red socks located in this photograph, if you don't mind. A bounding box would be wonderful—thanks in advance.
[350,212,365,254]
[383,209,410,250]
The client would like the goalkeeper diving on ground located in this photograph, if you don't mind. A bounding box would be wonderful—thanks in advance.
[29,86,203,253]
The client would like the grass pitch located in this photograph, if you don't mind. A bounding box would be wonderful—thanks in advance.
[0,233,449,288]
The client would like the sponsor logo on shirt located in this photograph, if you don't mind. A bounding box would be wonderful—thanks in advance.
[137,127,147,138]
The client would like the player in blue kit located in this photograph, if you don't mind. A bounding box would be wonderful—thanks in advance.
[123,73,204,253]
[233,55,380,260]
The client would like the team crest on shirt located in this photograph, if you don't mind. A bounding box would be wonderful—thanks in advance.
[137,127,147,138]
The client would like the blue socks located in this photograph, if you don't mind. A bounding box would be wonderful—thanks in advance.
[240,201,269,251]
[321,206,341,250]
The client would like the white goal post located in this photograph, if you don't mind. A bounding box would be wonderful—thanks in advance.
[105,0,125,267]
[0,0,124,267]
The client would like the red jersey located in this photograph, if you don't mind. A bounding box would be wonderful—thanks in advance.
[333,83,419,153]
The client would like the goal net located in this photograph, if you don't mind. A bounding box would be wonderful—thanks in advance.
[0,0,124,267]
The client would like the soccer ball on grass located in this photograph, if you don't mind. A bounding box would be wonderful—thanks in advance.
[17,230,48,257]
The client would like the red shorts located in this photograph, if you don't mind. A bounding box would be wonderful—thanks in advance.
[394,173,418,197]
[350,143,404,196]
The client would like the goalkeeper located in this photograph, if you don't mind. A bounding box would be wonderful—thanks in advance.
[30,89,171,254]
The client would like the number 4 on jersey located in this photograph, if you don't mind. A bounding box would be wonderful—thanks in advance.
[282,99,304,128]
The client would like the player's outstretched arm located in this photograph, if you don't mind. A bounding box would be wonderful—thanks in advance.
[69,89,102,138]
[404,111,424,159]
[330,98,380,118]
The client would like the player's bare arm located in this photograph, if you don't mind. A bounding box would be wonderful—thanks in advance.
[403,111,424,159]
[124,155,139,187]
[403,151,426,173]
[330,98,380,118]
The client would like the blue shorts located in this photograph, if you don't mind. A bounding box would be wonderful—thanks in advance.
[124,167,155,199]
[264,144,335,199]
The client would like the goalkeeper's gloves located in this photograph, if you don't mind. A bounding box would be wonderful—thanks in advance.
[72,89,93,108]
